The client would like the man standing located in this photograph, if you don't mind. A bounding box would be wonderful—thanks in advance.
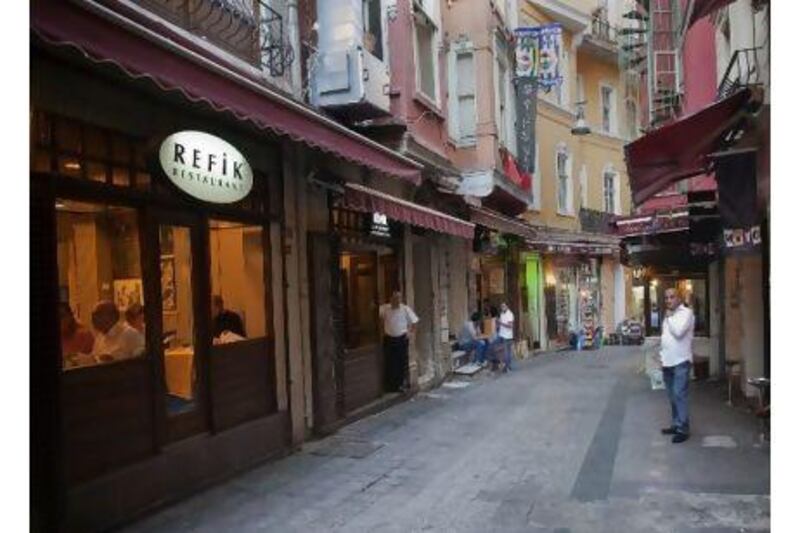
[660,288,695,443]
[379,290,419,392]
[497,302,515,372]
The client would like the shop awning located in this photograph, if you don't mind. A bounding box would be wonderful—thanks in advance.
[341,183,475,239]
[625,88,752,206]
[687,0,737,29]
[469,207,537,240]
[30,0,422,185]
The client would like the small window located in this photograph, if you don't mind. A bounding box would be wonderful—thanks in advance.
[626,99,638,139]
[362,0,384,61]
[414,2,438,103]
[604,171,616,213]
[57,201,145,370]
[557,149,571,214]
[209,220,268,343]
[455,50,477,142]
[601,86,615,134]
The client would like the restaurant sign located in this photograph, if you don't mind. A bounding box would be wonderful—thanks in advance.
[159,131,253,204]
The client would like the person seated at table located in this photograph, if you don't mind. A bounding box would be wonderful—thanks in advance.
[212,295,246,339]
[125,302,145,334]
[91,300,145,363]
[458,312,488,366]
[60,302,95,367]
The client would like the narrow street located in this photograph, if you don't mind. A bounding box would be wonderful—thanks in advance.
[124,347,770,533]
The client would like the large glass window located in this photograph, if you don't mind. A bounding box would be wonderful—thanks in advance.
[209,220,268,343]
[57,200,145,370]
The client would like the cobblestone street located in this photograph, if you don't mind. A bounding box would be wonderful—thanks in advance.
[124,347,770,533]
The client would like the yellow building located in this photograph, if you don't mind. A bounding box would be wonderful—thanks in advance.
[518,0,639,347]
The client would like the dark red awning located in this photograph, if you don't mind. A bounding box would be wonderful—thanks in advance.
[687,0,737,29]
[469,207,537,240]
[624,89,752,205]
[31,0,422,185]
[342,183,475,239]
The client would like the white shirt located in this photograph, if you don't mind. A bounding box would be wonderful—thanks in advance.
[379,303,419,337]
[93,321,146,362]
[659,304,695,367]
[498,309,514,340]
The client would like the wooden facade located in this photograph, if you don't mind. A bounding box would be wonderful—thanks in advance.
[31,43,290,532]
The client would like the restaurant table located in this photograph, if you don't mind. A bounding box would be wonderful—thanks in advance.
[164,346,194,400]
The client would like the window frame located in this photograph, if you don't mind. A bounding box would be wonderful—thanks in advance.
[555,144,573,216]
[412,0,441,107]
[600,83,617,135]
[448,39,478,146]
[494,33,517,156]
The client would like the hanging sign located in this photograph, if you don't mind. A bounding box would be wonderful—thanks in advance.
[537,24,563,91]
[159,131,253,204]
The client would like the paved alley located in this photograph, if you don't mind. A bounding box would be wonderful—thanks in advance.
[123,347,770,533]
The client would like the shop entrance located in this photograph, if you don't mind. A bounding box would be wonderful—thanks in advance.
[149,211,209,443]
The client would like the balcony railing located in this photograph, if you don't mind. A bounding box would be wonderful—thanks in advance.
[591,15,618,45]
[135,0,294,77]
[717,47,764,100]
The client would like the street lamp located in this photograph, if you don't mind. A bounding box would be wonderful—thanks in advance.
[571,101,591,136]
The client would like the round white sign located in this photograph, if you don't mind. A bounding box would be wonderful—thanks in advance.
[158,131,253,204]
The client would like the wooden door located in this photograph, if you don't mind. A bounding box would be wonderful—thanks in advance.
[147,209,210,443]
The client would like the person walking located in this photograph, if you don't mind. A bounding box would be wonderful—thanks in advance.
[379,290,419,392]
[660,288,695,444]
[497,302,515,373]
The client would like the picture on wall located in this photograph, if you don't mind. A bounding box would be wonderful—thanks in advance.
[161,256,177,312]
[113,278,144,311]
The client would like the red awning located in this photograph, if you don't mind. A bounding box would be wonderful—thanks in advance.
[341,183,475,239]
[469,207,537,240]
[30,0,422,185]
[625,89,752,205]
[687,0,737,29]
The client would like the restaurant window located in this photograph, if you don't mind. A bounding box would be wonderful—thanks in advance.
[209,220,268,343]
[31,110,152,189]
[57,200,145,370]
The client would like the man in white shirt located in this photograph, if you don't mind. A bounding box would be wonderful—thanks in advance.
[660,288,695,443]
[91,301,146,363]
[379,291,419,392]
[495,302,515,372]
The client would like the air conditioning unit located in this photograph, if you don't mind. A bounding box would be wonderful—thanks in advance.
[311,46,391,120]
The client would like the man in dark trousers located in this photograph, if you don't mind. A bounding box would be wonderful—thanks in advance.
[212,295,246,339]
[660,288,695,443]
[379,290,419,392]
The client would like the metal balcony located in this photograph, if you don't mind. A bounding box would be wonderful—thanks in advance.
[580,15,619,64]
[717,47,764,100]
[134,0,294,77]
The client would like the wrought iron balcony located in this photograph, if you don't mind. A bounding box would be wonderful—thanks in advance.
[717,47,764,100]
[591,15,618,44]
[581,14,620,64]
[135,0,294,77]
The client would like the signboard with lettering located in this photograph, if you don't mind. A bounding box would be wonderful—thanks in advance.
[158,131,253,204]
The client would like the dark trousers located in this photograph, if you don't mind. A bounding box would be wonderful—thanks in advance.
[383,335,409,392]
[663,360,691,435]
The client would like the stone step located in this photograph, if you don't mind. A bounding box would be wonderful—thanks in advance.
[453,363,483,376]
[451,350,467,360]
